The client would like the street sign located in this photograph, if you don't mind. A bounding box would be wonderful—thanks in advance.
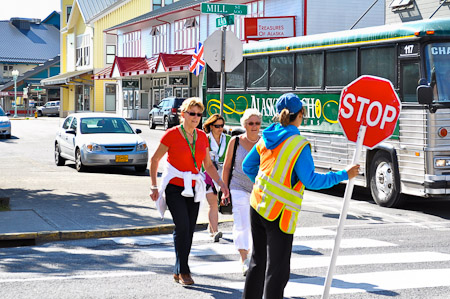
[338,75,401,149]
[216,15,234,27]
[203,30,243,73]
[201,3,247,15]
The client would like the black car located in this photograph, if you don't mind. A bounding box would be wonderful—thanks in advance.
[148,97,185,130]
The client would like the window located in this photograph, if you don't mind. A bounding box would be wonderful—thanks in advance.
[207,66,220,89]
[153,0,172,10]
[247,57,268,89]
[229,0,263,40]
[326,50,357,87]
[390,0,413,9]
[105,84,116,111]
[76,85,90,111]
[106,45,116,64]
[401,62,420,102]
[270,55,294,88]
[296,53,323,88]
[2,65,14,77]
[174,17,199,51]
[361,47,396,84]
[76,34,91,67]
[62,116,73,129]
[123,31,141,57]
[66,6,72,23]
[152,24,168,55]
[141,93,149,109]
[226,61,244,89]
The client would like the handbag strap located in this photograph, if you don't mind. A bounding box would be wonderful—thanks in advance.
[227,136,239,186]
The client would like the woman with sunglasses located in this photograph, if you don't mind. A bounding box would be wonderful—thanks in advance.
[150,98,230,286]
[202,114,231,242]
[222,108,262,276]
[241,93,360,299]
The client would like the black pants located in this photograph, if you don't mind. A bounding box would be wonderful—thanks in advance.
[243,208,294,299]
[165,184,200,274]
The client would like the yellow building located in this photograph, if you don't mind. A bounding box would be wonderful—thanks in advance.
[41,0,155,117]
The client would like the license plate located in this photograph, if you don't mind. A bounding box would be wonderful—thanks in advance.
[115,155,128,162]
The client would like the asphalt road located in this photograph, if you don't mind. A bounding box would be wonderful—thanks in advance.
[1,117,450,298]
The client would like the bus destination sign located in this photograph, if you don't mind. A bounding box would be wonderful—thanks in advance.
[201,3,248,15]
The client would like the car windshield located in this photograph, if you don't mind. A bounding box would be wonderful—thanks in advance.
[174,98,184,108]
[424,42,450,102]
[80,117,134,134]
[0,107,5,116]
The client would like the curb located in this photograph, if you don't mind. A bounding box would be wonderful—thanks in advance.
[0,222,225,245]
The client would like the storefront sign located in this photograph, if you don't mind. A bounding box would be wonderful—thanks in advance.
[122,80,139,89]
[169,77,188,86]
[244,16,295,40]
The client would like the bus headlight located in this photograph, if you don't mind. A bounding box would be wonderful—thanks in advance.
[435,158,450,167]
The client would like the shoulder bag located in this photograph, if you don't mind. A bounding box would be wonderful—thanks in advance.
[218,137,239,215]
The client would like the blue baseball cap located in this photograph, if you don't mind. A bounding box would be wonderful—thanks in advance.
[276,93,303,114]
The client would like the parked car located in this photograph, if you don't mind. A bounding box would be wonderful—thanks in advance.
[148,97,185,130]
[54,113,148,172]
[0,106,11,139]
[37,100,60,116]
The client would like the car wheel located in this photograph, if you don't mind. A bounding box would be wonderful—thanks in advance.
[75,148,86,172]
[55,143,66,166]
[164,117,170,130]
[38,111,43,117]
[369,151,404,208]
[149,115,156,129]
[6,134,11,139]
[135,165,147,173]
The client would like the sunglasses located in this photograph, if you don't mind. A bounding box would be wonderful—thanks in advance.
[213,124,224,128]
[186,111,202,117]
[247,122,261,126]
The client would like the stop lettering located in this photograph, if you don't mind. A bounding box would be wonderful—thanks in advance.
[338,75,401,149]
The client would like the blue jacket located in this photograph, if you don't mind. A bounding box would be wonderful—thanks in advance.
[242,123,348,190]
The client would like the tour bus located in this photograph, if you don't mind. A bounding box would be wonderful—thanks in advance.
[204,18,450,208]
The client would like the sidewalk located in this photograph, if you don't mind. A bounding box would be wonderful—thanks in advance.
[0,117,233,246]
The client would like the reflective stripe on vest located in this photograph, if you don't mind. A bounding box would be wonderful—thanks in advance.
[250,135,309,234]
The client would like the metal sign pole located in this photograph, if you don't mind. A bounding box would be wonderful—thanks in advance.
[321,125,366,299]
[219,25,226,117]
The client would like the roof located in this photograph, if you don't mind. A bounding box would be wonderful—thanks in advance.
[0,19,60,64]
[41,69,92,86]
[0,55,60,91]
[77,0,125,23]
[94,54,191,79]
[105,0,249,33]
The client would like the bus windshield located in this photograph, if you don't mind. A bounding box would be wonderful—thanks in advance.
[424,42,450,102]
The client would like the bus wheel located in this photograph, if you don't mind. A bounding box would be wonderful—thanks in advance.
[369,151,404,208]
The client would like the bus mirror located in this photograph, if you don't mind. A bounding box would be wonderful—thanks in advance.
[417,85,433,105]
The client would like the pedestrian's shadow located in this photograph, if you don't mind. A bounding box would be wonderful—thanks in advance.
[185,283,243,299]
[288,274,399,298]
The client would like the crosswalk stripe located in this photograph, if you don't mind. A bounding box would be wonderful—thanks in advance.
[190,251,450,275]
[141,238,396,258]
[108,227,336,246]
[225,268,450,297]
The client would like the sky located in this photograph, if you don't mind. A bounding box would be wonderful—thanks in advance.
[0,0,61,21]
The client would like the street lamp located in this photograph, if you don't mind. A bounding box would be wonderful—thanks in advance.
[12,69,19,118]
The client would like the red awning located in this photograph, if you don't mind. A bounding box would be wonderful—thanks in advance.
[93,53,192,80]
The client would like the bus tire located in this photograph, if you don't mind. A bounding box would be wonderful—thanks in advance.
[369,151,404,208]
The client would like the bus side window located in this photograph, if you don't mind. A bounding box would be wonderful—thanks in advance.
[401,62,420,102]
[325,50,357,87]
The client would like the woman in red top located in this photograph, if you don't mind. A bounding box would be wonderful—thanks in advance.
[150,97,229,286]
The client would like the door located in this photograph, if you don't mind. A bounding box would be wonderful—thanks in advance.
[400,60,420,103]
[66,117,78,159]
[59,116,73,157]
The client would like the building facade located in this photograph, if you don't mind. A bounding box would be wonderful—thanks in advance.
[386,0,450,24]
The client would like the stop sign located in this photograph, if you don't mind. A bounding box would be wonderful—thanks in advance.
[338,75,401,149]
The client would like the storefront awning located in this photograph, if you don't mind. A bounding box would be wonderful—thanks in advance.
[93,54,191,80]
[41,69,93,86]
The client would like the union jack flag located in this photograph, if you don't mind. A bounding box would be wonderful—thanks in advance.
[190,42,205,76]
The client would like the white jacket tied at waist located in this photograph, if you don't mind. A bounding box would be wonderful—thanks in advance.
[156,162,206,219]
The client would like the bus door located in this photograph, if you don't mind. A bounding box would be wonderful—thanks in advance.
[400,60,421,102]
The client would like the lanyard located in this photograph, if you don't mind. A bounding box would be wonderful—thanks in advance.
[181,124,198,169]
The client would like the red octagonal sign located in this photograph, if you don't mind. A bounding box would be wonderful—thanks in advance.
[338,75,402,149]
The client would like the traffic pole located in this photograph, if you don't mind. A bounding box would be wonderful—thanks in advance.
[321,125,366,299]
[219,25,226,117]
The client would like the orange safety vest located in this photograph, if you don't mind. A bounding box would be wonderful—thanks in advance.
[250,135,310,234]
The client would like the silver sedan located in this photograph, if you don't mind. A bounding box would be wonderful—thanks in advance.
[55,113,148,172]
